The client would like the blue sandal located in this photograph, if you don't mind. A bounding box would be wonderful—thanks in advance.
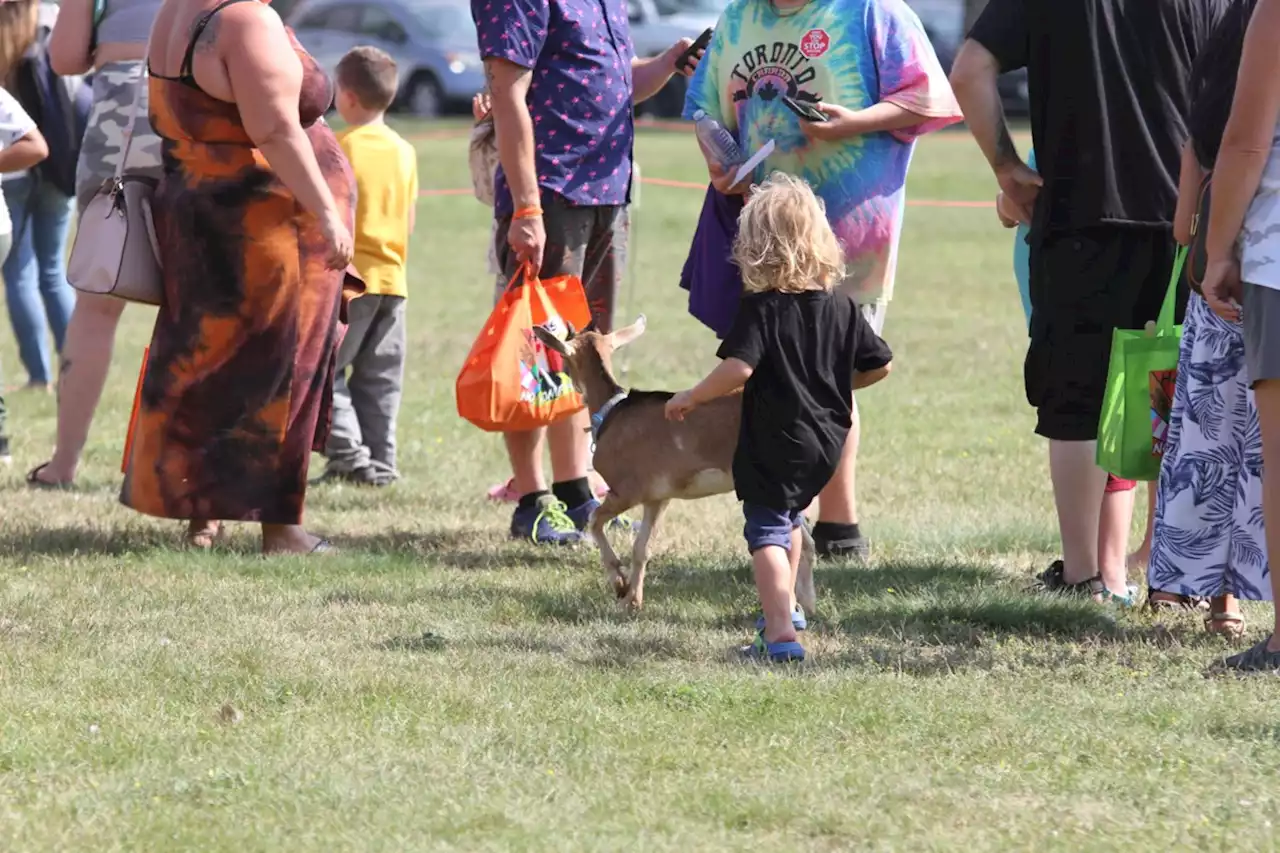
[754,604,807,633]
[740,631,805,663]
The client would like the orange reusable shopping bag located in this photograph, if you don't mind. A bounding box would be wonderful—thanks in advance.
[456,265,592,432]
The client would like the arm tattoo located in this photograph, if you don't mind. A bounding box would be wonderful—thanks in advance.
[992,120,1018,168]
[193,11,222,54]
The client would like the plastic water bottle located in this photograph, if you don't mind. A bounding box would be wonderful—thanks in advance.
[692,109,745,168]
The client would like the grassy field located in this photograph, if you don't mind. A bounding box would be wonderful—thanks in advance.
[3,121,1280,852]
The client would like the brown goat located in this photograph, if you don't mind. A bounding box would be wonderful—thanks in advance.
[534,317,817,613]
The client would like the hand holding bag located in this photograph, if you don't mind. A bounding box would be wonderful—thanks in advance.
[1096,246,1188,481]
[66,27,163,306]
[456,264,593,432]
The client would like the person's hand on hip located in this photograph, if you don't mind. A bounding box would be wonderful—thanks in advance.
[994,160,1042,224]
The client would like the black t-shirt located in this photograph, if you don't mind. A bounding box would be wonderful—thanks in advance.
[968,0,1224,234]
[717,290,893,511]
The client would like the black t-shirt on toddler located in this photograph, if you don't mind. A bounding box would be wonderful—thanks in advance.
[717,289,893,510]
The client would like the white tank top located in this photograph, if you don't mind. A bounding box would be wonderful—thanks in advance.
[1240,121,1280,290]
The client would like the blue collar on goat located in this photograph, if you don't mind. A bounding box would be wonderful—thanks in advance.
[591,391,629,442]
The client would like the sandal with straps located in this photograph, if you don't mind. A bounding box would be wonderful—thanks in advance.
[1206,610,1247,640]
[1147,588,1210,613]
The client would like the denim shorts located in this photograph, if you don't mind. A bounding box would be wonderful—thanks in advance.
[743,503,805,554]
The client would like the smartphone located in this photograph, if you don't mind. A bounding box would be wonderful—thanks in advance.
[677,28,714,73]
[781,94,827,123]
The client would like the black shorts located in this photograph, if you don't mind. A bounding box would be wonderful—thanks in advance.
[1025,227,1183,441]
[494,195,629,333]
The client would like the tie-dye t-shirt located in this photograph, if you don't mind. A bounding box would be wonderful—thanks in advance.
[683,0,960,302]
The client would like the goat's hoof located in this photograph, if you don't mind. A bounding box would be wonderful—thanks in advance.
[612,576,630,599]
[619,592,643,613]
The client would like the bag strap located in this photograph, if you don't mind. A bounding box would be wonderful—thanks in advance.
[1156,244,1188,336]
[504,260,536,293]
[115,21,155,184]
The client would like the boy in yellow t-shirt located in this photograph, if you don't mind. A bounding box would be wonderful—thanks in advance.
[320,46,418,487]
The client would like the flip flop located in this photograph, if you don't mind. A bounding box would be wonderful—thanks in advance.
[26,463,71,490]
[311,538,335,554]
[184,521,224,550]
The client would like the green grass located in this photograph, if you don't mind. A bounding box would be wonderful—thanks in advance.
[3,122,1280,852]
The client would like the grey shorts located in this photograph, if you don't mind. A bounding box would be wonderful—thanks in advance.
[76,61,163,215]
[1244,282,1280,386]
[493,195,629,332]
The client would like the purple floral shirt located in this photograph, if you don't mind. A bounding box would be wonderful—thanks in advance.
[471,0,635,214]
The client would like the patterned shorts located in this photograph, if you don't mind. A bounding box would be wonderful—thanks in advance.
[76,61,164,215]
[493,196,629,332]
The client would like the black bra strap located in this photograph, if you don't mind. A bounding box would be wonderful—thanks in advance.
[179,0,257,78]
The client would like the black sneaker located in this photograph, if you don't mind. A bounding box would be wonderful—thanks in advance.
[814,531,871,561]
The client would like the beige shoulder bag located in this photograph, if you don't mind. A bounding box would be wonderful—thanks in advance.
[67,36,163,306]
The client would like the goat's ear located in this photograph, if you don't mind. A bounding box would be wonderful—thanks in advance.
[563,322,578,342]
[611,314,647,349]
[533,325,571,357]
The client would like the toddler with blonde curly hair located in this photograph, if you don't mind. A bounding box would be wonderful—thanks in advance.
[667,174,894,662]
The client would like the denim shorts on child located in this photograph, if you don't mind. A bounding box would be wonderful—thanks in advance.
[743,503,805,553]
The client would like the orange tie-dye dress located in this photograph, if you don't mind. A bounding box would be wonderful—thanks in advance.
[121,28,361,526]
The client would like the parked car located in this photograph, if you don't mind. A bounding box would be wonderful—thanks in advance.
[287,0,485,117]
[629,0,722,118]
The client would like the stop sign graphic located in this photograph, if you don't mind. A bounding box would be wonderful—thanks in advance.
[800,29,830,59]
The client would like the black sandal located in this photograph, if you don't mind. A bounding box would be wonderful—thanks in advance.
[1033,562,1137,607]
[1031,561,1093,596]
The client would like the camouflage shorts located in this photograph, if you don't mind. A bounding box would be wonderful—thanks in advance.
[75,61,163,215]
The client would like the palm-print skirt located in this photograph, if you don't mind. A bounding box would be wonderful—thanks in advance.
[1149,293,1272,600]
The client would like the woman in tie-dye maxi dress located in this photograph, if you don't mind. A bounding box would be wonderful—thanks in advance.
[121,2,360,553]
[682,0,961,556]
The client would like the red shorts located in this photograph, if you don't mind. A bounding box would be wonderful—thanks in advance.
[1106,474,1136,493]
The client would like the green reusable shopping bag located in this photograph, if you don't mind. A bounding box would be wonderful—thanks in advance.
[1096,246,1188,481]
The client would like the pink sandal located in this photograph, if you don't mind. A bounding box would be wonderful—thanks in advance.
[486,475,610,503]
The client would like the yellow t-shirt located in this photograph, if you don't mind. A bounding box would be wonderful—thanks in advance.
[337,123,418,298]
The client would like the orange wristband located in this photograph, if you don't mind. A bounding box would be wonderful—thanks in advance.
[513,205,544,220]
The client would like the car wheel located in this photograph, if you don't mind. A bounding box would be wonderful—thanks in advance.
[406,73,444,119]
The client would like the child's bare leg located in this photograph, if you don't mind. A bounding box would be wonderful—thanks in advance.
[788,524,803,613]
[755,544,798,645]
[1128,483,1156,571]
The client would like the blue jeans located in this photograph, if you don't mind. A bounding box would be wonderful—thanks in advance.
[2,174,76,385]
[743,503,805,554]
